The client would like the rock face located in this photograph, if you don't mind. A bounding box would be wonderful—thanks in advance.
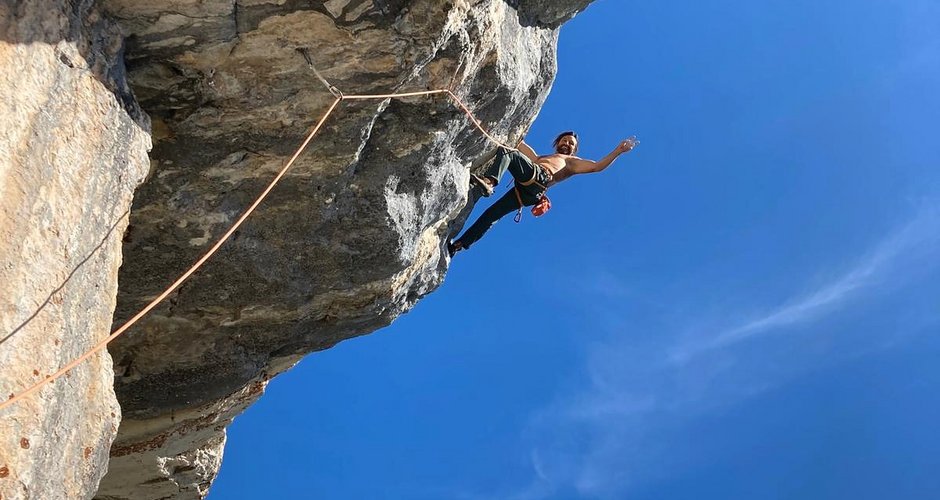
[0,1,151,499]
[2,1,591,499]
[514,0,593,27]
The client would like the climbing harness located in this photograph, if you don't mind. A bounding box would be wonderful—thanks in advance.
[0,53,521,412]
[512,164,551,223]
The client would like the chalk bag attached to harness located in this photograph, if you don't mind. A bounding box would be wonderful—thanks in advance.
[531,195,551,216]
[512,188,552,223]
[512,184,552,224]
[513,163,552,223]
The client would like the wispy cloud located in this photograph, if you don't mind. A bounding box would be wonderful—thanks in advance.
[513,205,940,499]
[676,206,940,359]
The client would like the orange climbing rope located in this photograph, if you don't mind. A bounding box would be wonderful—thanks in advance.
[0,73,517,412]
[342,89,515,151]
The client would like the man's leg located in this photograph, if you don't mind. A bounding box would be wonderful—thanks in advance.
[451,188,521,252]
[478,148,538,188]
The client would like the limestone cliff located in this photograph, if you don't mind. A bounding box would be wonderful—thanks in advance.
[1,1,590,499]
[0,1,151,498]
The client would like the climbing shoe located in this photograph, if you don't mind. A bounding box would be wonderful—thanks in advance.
[470,174,495,197]
[447,240,464,257]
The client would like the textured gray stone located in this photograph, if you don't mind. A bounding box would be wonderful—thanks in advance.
[0,1,592,499]
[96,1,589,498]
[0,1,151,499]
[514,0,593,27]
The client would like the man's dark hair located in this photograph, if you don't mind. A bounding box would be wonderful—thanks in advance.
[553,131,579,153]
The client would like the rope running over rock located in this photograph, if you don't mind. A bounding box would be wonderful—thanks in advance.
[1,62,518,411]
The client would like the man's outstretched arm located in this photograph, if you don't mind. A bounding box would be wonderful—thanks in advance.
[569,137,638,174]
[516,140,539,163]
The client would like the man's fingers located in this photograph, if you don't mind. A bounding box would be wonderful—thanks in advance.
[619,137,639,152]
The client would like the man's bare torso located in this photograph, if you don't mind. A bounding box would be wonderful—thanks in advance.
[536,153,578,185]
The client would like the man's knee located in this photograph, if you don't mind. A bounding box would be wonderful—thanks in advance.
[508,158,534,180]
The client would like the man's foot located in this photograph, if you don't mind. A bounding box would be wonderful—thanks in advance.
[447,240,464,257]
[470,174,496,197]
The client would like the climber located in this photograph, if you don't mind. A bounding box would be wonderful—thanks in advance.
[447,131,638,256]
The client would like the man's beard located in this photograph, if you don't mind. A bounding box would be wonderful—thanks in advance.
[557,145,573,154]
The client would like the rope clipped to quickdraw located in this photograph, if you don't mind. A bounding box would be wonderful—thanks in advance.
[297,48,343,99]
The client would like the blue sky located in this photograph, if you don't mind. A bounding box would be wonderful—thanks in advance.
[210,0,940,498]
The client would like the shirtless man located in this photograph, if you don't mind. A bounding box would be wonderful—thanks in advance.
[447,131,638,256]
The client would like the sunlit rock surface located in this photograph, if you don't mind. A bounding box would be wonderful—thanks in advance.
[0,1,151,499]
[0,1,591,499]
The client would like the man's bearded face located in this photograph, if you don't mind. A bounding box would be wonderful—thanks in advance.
[555,135,578,155]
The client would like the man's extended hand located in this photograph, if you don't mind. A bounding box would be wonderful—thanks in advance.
[617,136,639,154]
